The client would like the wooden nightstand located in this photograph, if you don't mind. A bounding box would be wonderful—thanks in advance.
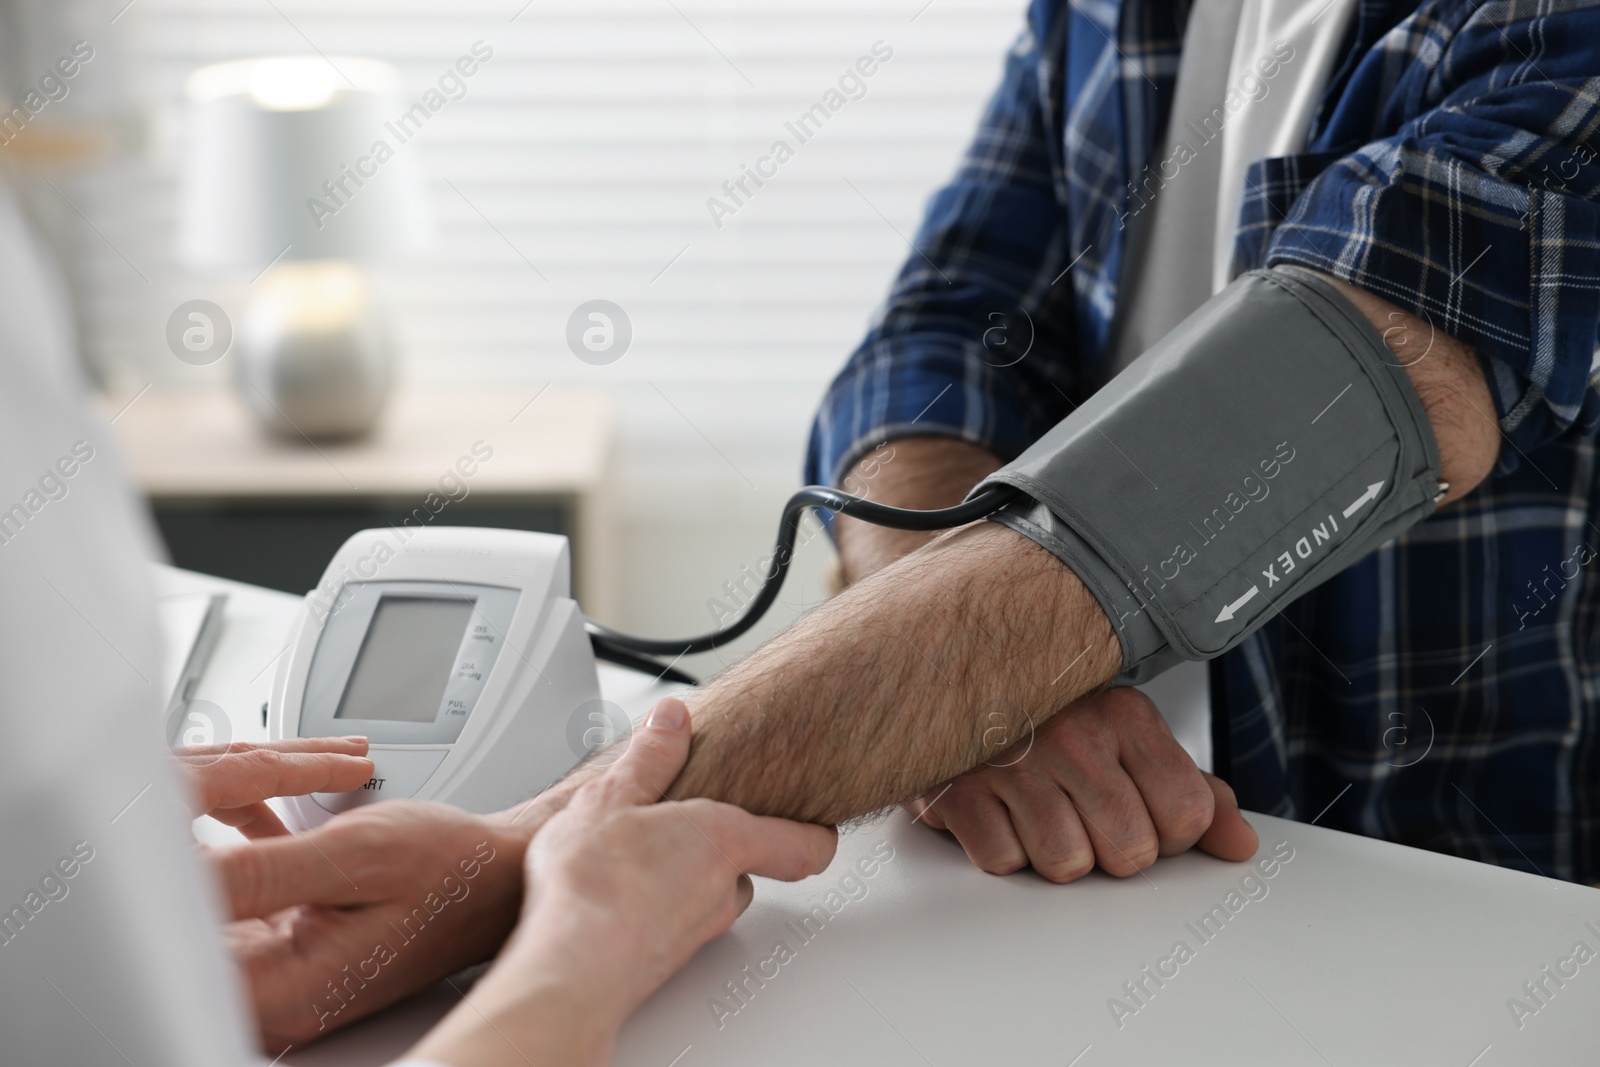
[101,385,619,620]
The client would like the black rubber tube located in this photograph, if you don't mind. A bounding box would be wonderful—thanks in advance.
[584,484,1020,658]
[589,635,698,685]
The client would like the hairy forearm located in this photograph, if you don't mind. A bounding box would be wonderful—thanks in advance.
[1314,272,1498,505]
[834,436,1003,585]
[529,274,1495,837]
[666,275,1495,827]
[668,521,1121,825]
[505,438,1012,831]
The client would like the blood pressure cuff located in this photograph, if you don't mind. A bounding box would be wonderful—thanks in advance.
[975,266,1443,684]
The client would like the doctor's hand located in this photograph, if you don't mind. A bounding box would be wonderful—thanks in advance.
[213,795,531,1051]
[176,737,374,839]
[406,697,838,1067]
[906,687,1257,882]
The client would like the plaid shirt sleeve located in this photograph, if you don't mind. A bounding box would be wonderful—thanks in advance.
[1250,1,1600,459]
[803,5,1083,490]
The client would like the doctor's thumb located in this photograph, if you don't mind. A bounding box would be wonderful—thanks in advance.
[603,697,693,806]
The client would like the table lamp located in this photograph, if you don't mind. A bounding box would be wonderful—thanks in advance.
[178,55,430,440]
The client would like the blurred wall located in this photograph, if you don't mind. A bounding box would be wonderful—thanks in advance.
[19,0,1024,676]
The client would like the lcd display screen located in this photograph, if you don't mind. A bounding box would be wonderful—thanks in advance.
[334,595,475,722]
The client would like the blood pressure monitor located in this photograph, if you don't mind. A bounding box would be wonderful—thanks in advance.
[269,527,602,831]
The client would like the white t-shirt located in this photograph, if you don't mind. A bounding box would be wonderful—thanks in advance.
[1212,0,1362,288]
[1107,0,1360,769]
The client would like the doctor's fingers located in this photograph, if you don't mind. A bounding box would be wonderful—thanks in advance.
[211,809,457,921]
[179,748,375,820]
[656,799,838,884]
[220,800,518,918]
[176,736,370,760]
[208,800,289,839]
[215,829,396,919]
[580,697,693,809]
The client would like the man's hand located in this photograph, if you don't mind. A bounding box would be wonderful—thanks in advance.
[907,687,1257,881]
[213,798,538,1051]
[176,738,374,839]
[837,433,1256,882]
[815,272,1498,879]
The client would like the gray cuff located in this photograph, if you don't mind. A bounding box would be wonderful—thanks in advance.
[975,266,1442,675]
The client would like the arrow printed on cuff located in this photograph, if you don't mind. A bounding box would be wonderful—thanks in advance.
[1215,482,1384,625]
[1215,585,1260,623]
[1342,481,1383,519]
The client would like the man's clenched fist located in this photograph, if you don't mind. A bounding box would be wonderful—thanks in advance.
[908,687,1257,882]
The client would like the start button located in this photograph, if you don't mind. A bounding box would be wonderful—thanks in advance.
[312,746,449,814]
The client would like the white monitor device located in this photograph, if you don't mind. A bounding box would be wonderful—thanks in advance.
[269,527,603,831]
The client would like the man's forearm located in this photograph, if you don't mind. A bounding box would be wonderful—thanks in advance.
[668,521,1121,824]
[536,272,1497,835]
[1315,272,1496,506]
[835,436,1002,585]
[506,440,1025,834]
[667,273,1496,827]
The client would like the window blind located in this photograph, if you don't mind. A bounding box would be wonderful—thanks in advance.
[56,0,1026,643]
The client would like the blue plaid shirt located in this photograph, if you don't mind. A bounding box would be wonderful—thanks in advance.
[806,0,1600,882]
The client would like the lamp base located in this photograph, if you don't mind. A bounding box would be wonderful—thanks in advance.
[235,261,394,441]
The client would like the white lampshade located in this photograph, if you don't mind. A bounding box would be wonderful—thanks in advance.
[178,55,431,267]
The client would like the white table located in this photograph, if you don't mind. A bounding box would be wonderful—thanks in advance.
[165,568,1600,1065]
